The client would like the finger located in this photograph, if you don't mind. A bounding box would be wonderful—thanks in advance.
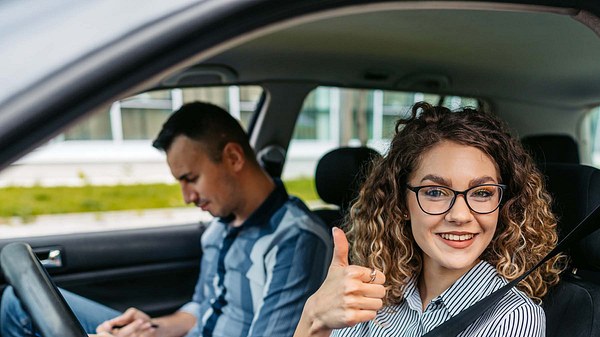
[137,324,157,337]
[112,319,144,337]
[108,310,136,327]
[361,283,387,300]
[331,227,349,267]
[357,268,385,285]
[357,297,384,311]
[340,309,379,327]
[97,321,113,333]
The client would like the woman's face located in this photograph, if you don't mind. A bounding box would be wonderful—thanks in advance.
[407,141,501,276]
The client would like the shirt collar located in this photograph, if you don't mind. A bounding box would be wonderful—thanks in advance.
[403,277,423,313]
[438,260,502,316]
[402,261,502,316]
[218,178,288,230]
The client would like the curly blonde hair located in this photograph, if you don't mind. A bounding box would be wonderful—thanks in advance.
[346,102,563,305]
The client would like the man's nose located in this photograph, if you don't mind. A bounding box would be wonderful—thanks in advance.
[181,184,198,204]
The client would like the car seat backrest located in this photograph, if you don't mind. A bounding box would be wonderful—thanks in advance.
[541,163,600,270]
[314,147,381,227]
[521,134,580,165]
[541,163,600,337]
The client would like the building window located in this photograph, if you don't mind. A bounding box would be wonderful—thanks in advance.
[58,86,262,142]
[63,108,112,140]
[293,86,479,145]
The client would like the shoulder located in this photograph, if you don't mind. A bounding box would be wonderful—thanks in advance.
[272,197,331,241]
[501,288,545,321]
[461,264,545,336]
[491,295,545,336]
[475,285,545,336]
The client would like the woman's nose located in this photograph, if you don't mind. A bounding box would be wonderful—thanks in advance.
[445,195,473,224]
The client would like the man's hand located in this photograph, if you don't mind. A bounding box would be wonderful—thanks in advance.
[295,227,386,336]
[96,308,158,337]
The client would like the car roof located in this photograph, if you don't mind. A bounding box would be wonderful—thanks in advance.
[1,0,600,168]
[197,5,600,108]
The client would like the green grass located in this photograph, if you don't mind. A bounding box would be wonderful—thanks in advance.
[283,177,319,203]
[0,178,319,219]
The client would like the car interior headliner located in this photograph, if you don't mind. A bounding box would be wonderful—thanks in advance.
[162,4,600,109]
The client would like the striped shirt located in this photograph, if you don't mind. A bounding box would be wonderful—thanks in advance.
[332,261,545,337]
[180,180,332,337]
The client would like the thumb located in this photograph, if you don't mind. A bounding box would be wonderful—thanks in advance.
[331,227,349,267]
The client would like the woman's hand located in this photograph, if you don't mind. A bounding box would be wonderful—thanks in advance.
[294,227,386,337]
[96,308,158,337]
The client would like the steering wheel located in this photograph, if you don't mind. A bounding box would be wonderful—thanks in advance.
[0,242,87,337]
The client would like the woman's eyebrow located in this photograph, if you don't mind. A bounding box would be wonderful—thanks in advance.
[470,176,497,186]
[420,174,449,185]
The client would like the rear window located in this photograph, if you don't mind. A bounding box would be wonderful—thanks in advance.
[589,106,600,166]
[283,86,479,179]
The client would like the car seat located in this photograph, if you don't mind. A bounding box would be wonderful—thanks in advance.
[521,134,580,166]
[540,163,600,337]
[313,147,381,227]
[257,144,286,178]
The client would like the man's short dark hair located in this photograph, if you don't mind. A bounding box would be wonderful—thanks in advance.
[153,102,255,162]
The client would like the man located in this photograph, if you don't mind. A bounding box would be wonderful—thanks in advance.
[1,102,332,337]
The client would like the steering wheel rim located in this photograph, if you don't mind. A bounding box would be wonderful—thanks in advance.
[0,242,87,337]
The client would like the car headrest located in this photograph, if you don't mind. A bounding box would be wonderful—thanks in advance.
[521,134,580,165]
[541,163,600,271]
[315,147,381,210]
[257,145,286,178]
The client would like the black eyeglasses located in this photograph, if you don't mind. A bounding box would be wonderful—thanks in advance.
[406,184,507,215]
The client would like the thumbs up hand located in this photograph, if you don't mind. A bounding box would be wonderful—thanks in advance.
[294,228,386,337]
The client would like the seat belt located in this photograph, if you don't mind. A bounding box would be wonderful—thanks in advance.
[422,203,600,337]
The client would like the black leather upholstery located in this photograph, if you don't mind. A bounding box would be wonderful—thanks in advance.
[544,275,599,337]
[313,147,381,227]
[522,134,580,165]
[541,163,600,337]
[541,164,600,269]
[257,145,286,178]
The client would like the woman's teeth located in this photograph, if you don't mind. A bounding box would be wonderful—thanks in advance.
[440,233,474,241]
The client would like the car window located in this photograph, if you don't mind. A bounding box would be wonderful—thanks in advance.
[589,106,600,167]
[282,86,479,179]
[0,86,262,239]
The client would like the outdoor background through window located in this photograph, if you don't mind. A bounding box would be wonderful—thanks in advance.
[0,85,479,239]
[0,86,262,238]
[283,86,478,179]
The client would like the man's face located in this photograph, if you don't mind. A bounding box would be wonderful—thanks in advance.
[166,135,239,218]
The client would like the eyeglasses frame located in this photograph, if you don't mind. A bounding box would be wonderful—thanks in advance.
[406,183,507,215]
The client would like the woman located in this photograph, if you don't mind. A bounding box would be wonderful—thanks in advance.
[294,102,563,337]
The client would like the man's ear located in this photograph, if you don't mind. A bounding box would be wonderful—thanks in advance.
[222,142,245,172]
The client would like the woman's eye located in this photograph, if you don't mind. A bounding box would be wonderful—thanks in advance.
[470,187,494,199]
[423,188,448,198]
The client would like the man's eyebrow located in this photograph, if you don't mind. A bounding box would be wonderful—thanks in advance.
[177,173,192,181]
[420,174,449,185]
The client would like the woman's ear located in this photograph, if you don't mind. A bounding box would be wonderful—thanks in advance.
[222,142,246,172]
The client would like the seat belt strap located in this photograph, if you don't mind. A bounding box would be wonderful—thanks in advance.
[422,203,600,337]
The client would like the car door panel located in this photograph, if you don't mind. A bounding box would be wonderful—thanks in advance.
[0,223,205,317]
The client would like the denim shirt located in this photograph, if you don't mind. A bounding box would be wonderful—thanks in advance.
[180,180,332,337]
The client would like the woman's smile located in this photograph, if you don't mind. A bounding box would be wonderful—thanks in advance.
[436,232,478,249]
